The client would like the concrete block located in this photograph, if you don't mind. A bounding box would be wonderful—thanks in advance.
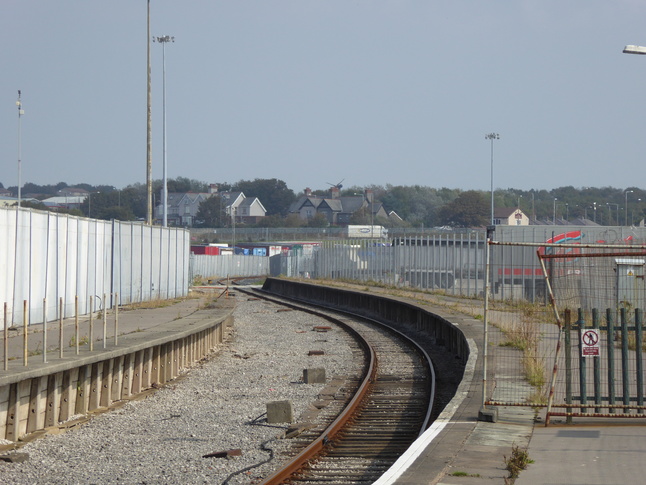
[266,400,293,424]
[303,368,326,384]
[478,406,498,423]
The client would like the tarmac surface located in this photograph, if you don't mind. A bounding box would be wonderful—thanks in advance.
[2,285,646,484]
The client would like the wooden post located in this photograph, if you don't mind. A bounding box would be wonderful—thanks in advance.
[59,298,64,359]
[23,300,28,366]
[114,292,119,346]
[103,293,107,349]
[4,302,8,371]
[89,296,94,351]
[75,296,79,355]
[43,298,47,363]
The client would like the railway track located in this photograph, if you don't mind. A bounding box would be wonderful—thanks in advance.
[235,287,436,484]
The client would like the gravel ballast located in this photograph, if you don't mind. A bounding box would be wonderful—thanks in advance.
[0,296,359,484]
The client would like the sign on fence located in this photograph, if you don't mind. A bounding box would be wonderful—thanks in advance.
[580,329,600,357]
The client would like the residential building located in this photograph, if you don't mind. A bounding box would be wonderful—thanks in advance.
[494,207,529,226]
[155,185,267,227]
[289,188,388,225]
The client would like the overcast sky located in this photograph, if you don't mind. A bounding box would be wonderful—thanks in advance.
[2,1,646,195]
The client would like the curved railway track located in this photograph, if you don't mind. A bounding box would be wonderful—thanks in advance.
[235,287,436,484]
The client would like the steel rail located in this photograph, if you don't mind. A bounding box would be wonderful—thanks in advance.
[236,287,436,484]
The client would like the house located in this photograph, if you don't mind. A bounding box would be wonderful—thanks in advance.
[155,185,267,226]
[157,192,214,226]
[235,197,267,224]
[289,188,388,225]
[494,207,529,226]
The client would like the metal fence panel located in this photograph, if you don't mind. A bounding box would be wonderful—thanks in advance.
[0,207,190,327]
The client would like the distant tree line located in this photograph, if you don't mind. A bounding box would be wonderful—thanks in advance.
[2,178,645,228]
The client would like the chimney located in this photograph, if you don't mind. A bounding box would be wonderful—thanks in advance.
[209,184,218,194]
[365,189,374,203]
[331,187,339,199]
[304,187,312,197]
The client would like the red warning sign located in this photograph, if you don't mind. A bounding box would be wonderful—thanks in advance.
[581,329,600,357]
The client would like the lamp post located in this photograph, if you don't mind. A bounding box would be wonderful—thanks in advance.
[553,197,557,225]
[485,133,500,225]
[625,189,634,226]
[594,202,597,223]
[606,203,619,225]
[16,90,24,208]
[146,0,153,225]
[154,35,174,227]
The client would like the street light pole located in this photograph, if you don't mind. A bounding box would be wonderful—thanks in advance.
[16,90,24,208]
[146,0,153,225]
[553,198,557,225]
[154,35,174,227]
[485,133,500,225]
[625,189,634,226]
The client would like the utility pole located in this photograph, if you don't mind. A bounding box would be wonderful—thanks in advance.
[16,90,24,207]
[146,0,153,225]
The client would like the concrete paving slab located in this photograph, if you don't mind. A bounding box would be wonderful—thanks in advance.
[516,425,646,485]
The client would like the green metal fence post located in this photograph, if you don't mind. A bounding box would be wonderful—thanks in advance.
[565,309,572,424]
[621,308,630,413]
[636,308,643,413]
[607,308,615,414]
[593,308,601,413]
[578,308,587,414]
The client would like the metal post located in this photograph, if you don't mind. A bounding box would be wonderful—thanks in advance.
[564,309,572,424]
[154,35,174,227]
[485,133,500,225]
[625,190,633,226]
[621,308,630,412]
[636,308,643,412]
[479,226,496,421]
[606,309,615,413]
[578,309,587,413]
[16,90,24,207]
[146,0,153,225]
[593,309,601,413]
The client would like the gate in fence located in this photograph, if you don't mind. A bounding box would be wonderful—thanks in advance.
[483,240,646,425]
